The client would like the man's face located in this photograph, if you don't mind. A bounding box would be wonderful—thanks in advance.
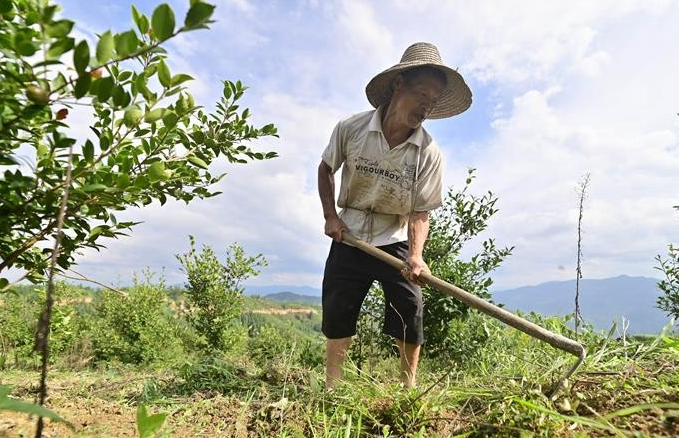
[390,72,446,129]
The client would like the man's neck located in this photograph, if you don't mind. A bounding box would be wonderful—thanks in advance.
[381,106,413,149]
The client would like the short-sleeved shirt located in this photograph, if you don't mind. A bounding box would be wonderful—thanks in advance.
[321,106,443,246]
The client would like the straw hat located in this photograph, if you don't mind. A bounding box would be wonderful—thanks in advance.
[365,42,472,119]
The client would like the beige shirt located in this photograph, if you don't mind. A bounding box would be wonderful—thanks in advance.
[322,107,443,246]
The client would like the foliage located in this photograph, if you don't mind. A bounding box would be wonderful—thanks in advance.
[0,0,278,288]
[0,286,40,368]
[423,168,514,359]
[248,324,294,367]
[89,272,182,364]
[350,284,394,369]
[656,205,679,319]
[136,405,168,438]
[177,236,266,352]
[0,384,72,427]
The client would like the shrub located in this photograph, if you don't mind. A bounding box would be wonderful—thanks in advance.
[89,273,182,365]
[248,325,294,367]
[177,237,266,352]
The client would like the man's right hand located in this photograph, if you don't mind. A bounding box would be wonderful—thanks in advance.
[324,215,348,242]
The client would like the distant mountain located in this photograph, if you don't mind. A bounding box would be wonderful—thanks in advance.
[264,292,322,305]
[492,275,673,335]
[244,285,322,297]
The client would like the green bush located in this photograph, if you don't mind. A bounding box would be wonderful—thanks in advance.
[177,236,266,352]
[248,325,294,367]
[0,287,40,368]
[423,168,513,360]
[89,274,182,365]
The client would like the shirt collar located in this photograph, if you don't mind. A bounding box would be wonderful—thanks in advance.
[368,106,425,148]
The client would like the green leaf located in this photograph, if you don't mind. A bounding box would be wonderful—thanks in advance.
[0,385,71,426]
[151,4,175,41]
[0,1,13,14]
[96,76,114,102]
[17,40,36,56]
[111,84,126,107]
[188,155,208,169]
[115,30,139,57]
[82,140,94,162]
[47,37,74,58]
[144,108,166,123]
[157,59,171,88]
[73,40,90,74]
[96,31,114,63]
[171,73,193,87]
[147,161,167,182]
[184,2,215,28]
[136,405,167,438]
[45,19,74,38]
[83,184,107,192]
[131,5,150,35]
[74,74,92,99]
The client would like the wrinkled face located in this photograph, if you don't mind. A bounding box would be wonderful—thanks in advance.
[389,72,446,129]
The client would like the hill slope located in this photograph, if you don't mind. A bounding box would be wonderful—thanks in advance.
[492,275,672,334]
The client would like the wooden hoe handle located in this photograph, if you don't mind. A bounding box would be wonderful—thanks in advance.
[341,233,587,360]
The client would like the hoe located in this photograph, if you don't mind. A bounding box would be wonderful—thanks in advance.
[342,233,587,398]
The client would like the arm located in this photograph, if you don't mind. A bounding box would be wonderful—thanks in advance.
[318,160,347,242]
[402,211,431,283]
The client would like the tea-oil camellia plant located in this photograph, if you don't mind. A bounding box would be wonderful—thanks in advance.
[0,0,278,289]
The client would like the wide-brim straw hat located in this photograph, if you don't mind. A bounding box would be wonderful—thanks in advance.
[365,42,472,119]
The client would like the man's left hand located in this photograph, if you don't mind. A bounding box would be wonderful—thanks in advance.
[401,255,430,285]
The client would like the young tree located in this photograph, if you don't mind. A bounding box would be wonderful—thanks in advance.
[176,236,267,352]
[574,173,591,339]
[656,206,679,319]
[0,0,278,290]
[351,169,513,362]
[0,2,277,433]
[422,168,514,359]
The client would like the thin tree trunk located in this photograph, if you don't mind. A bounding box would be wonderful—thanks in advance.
[575,173,591,340]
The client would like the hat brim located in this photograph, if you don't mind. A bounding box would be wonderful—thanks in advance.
[365,62,472,119]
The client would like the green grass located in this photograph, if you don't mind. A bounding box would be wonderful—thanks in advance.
[2,289,678,437]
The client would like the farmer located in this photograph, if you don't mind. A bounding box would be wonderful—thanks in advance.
[317,42,472,389]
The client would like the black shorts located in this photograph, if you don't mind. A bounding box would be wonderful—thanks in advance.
[321,240,424,345]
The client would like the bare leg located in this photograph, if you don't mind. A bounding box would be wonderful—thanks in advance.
[396,340,421,388]
[326,337,352,389]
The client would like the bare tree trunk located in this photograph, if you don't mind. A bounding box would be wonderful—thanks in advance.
[575,173,591,340]
[33,146,74,438]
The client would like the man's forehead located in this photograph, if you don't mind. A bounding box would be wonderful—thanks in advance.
[406,74,446,92]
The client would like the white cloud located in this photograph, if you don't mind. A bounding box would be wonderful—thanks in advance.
[40,0,679,292]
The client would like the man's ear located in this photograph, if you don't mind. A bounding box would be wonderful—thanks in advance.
[392,74,406,92]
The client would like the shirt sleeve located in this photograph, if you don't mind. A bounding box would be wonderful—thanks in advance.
[412,144,443,212]
[321,120,346,174]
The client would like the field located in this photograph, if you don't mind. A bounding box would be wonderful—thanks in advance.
[1,283,678,438]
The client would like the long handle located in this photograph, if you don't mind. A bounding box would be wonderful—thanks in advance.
[341,233,586,359]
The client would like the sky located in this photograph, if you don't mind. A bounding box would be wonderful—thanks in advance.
[47,0,679,291]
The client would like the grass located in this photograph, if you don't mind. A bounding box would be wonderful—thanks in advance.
[2,317,678,437]
[1,287,678,438]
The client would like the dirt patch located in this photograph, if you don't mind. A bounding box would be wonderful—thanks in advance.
[247,308,317,315]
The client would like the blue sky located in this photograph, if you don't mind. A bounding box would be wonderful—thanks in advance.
[52,0,679,290]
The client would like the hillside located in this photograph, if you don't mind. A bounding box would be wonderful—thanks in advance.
[492,275,672,334]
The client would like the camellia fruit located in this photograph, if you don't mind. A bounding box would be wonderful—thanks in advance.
[26,84,49,105]
[90,68,103,79]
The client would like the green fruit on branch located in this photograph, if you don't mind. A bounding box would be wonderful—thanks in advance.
[26,84,49,105]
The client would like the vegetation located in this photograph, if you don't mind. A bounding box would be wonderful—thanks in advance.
[1,281,678,437]
[0,0,277,288]
[656,206,679,319]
